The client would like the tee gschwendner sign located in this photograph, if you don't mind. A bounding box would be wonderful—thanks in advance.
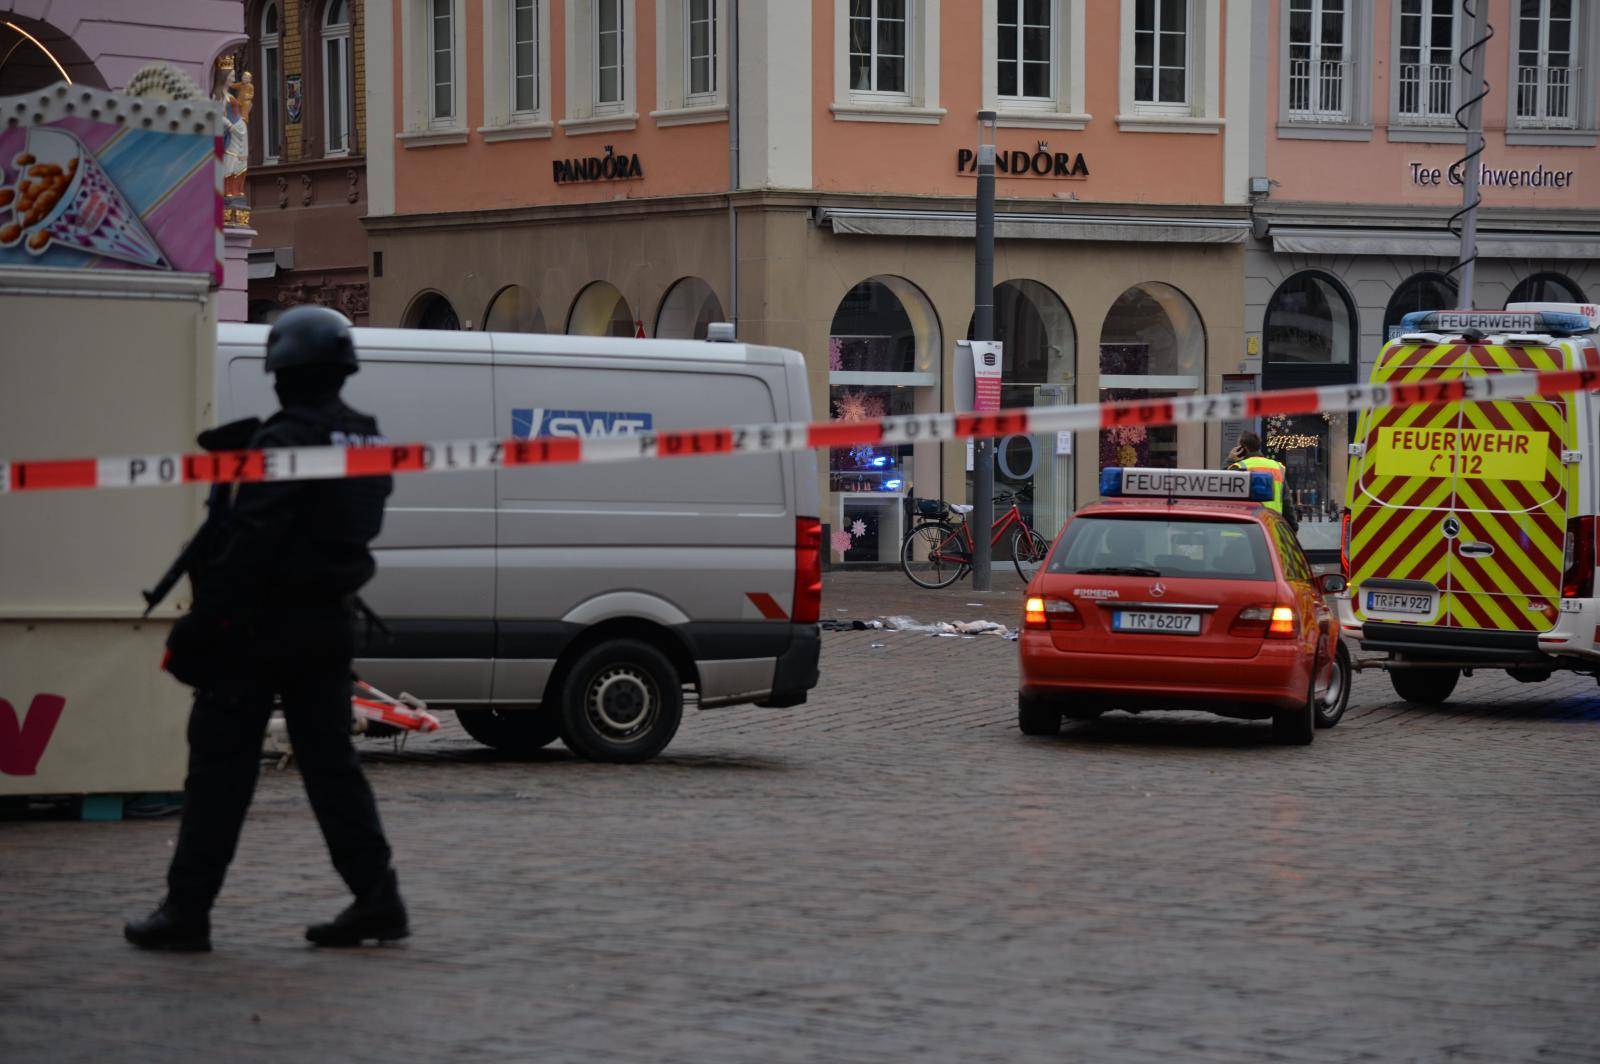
[1410,161,1575,188]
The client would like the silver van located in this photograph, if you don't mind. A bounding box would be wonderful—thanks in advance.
[216,324,822,762]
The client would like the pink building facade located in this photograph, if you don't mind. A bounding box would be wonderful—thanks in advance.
[363,1,1598,561]
[1246,0,1599,553]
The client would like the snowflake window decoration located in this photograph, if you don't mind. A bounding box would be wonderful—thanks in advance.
[850,518,868,538]
[830,529,854,555]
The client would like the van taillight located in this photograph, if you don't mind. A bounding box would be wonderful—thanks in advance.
[793,517,823,624]
[1562,515,1596,599]
[1340,508,1352,580]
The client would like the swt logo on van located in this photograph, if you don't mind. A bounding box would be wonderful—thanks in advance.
[511,408,654,439]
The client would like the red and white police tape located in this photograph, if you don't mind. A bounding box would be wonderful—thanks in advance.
[4,363,1598,494]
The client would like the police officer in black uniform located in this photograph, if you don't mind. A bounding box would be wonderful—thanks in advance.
[126,306,407,951]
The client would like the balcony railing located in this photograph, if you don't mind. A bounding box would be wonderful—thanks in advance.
[1516,64,1578,129]
[1397,61,1456,125]
[1287,57,1351,121]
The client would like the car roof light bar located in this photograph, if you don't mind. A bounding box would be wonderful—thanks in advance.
[1398,308,1597,337]
[1100,467,1274,503]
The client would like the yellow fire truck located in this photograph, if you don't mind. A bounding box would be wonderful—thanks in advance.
[1340,303,1600,703]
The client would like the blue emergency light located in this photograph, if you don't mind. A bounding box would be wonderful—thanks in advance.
[1399,309,1594,337]
[1100,466,1275,503]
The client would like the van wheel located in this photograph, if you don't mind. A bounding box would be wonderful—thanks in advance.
[1316,642,1352,729]
[1272,680,1316,746]
[558,640,683,763]
[455,708,562,753]
[1389,667,1459,705]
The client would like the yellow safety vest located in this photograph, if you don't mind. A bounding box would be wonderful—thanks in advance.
[1231,455,1287,514]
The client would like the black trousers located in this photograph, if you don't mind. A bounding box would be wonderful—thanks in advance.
[166,656,393,912]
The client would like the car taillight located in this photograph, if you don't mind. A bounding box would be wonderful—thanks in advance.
[1340,508,1352,580]
[1232,604,1297,639]
[1024,596,1082,631]
[793,517,822,624]
[1562,515,1596,599]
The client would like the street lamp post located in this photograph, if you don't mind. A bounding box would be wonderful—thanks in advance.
[971,110,997,591]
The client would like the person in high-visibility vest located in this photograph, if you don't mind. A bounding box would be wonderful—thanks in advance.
[1228,431,1298,531]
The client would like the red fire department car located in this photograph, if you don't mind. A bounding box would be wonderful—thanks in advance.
[1018,467,1351,744]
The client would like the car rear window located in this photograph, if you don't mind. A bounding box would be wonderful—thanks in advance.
[1048,516,1275,580]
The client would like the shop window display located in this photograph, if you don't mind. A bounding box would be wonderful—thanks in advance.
[1263,271,1357,555]
[964,280,1077,535]
[828,278,937,563]
[1098,284,1203,473]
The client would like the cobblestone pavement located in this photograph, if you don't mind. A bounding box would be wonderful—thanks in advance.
[5,571,1600,1063]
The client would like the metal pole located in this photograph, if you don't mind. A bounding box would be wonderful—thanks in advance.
[971,110,997,591]
[727,0,740,328]
[1453,0,1491,309]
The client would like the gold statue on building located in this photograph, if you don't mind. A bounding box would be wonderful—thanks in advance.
[217,54,252,221]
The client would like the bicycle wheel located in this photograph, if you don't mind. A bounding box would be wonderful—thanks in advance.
[902,521,968,589]
[1011,525,1050,581]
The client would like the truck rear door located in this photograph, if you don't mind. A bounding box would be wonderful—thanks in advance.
[1349,342,1573,633]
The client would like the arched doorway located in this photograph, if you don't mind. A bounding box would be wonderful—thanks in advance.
[655,277,726,339]
[1263,270,1359,553]
[1508,272,1587,306]
[567,281,636,336]
[1098,282,1205,472]
[0,16,108,94]
[404,291,461,330]
[1383,271,1458,340]
[965,279,1076,536]
[483,285,547,332]
[827,276,940,563]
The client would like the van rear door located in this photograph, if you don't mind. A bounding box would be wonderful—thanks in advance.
[1350,342,1573,633]
[1440,345,1571,632]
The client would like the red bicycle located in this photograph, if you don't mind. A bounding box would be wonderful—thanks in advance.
[900,489,1050,589]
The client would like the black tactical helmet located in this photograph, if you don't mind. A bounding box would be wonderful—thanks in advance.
[264,305,358,375]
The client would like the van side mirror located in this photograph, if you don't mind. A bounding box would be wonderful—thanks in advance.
[1318,573,1347,595]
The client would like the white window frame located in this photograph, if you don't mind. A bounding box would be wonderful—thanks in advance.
[686,0,717,102]
[830,0,945,124]
[481,0,553,139]
[1391,0,1459,128]
[512,0,541,115]
[594,0,627,112]
[997,0,1054,105]
[323,0,353,156]
[981,0,1086,127]
[1513,0,1577,129]
[429,0,456,124]
[1116,0,1220,133]
[399,0,468,147]
[1285,0,1350,122]
[1133,0,1190,113]
[260,2,282,162]
[1277,0,1372,139]
[652,0,728,125]
[1505,0,1597,145]
[561,0,639,135]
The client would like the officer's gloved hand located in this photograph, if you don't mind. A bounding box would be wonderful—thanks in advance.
[197,417,262,453]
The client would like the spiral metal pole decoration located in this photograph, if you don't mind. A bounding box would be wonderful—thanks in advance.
[1447,0,1494,308]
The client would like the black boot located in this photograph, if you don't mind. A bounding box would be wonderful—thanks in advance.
[125,900,212,952]
[306,869,408,947]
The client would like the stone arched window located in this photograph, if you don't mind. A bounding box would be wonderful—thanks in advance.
[1507,271,1586,306]
[405,291,461,330]
[484,285,547,332]
[567,281,635,336]
[1383,271,1458,340]
[654,277,725,339]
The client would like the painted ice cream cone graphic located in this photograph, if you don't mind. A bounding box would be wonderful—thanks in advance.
[0,128,170,267]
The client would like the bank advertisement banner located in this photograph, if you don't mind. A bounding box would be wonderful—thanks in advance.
[0,86,222,282]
